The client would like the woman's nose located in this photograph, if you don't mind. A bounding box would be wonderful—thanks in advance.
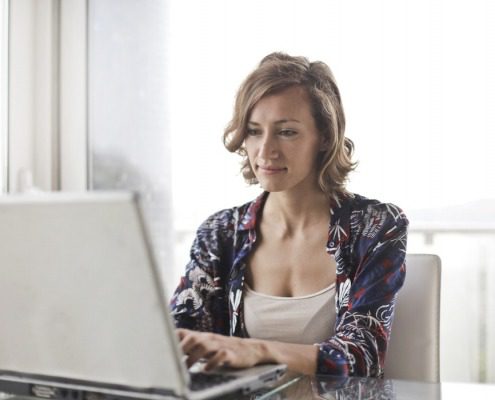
[258,135,278,160]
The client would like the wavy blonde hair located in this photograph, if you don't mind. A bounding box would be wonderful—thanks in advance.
[223,52,357,200]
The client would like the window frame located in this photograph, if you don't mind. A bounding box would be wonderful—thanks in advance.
[7,0,88,193]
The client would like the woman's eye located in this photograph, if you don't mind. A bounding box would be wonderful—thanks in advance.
[279,129,297,137]
[247,128,260,136]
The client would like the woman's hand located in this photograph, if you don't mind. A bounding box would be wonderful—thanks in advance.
[176,328,267,371]
[176,328,318,374]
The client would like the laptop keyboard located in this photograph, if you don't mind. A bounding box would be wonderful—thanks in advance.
[189,372,238,391]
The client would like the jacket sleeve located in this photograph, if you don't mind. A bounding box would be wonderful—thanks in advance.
[316,203,408,377]
[169,210,232,334]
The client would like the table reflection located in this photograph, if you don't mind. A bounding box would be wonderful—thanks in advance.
[244,374,442,400]
[4,375,495,400]
[311,376,396,399]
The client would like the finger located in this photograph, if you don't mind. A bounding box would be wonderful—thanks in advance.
[186,348,217,368]
[184,338,219,368]
[204,349,231,372]
[180,332,210,355]
[179,333,196,354]
[180,334,218,368]
[175,328,190,341]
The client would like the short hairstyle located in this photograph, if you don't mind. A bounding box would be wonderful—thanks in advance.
[223,52,357,200]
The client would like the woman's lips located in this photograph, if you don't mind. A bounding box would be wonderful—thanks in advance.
[257,165,287,175]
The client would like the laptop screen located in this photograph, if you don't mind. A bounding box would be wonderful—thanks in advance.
[0,192,186,393]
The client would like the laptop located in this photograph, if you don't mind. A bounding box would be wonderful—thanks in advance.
[0,192,286,400]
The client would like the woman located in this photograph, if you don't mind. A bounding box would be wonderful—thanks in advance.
[170,52,408,377]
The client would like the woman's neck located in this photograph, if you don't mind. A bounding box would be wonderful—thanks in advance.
[262,188,330,235]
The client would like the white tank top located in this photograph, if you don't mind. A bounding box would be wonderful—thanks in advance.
[243,282,336,345]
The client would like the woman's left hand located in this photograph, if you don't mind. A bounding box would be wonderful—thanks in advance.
[176,328,268,371]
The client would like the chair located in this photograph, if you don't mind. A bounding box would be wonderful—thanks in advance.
[384,254,441,382]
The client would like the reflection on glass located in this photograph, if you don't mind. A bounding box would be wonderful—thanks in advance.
[243,375,443,400]
[311,376,396,400]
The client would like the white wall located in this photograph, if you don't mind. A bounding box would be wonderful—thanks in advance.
[167,0,495,233]
[166,0,495,383]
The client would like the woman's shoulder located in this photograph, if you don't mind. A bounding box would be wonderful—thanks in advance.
[349,193,407,216]
[338,193,409,229]
[196,195,261,233]
[331,194,409,266]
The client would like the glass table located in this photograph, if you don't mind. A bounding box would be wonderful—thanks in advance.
[220,373,495,399]
[2,374,495,400]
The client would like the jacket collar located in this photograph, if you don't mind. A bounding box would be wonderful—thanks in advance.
[238,192,268,232]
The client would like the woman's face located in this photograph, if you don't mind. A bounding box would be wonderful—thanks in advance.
[245,86,322,194]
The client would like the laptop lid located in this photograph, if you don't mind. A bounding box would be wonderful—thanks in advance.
[0,192,189,397]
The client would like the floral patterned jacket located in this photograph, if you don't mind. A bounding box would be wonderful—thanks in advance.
[170,192,408,377]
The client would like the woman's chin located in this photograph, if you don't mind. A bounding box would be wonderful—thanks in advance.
[258,182,286,193]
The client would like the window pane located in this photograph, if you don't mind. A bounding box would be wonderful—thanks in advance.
[88,0,172,288]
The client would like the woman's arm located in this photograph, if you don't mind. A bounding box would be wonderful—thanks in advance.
[170,209,235,334]
[177,328,318,375]
[316,203,409,377]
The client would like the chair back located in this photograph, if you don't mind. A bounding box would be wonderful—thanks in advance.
[384,254,441,382]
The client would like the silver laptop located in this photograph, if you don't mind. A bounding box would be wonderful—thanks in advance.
[0,192,286,400]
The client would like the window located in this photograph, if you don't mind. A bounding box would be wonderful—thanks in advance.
[88,0,173,285]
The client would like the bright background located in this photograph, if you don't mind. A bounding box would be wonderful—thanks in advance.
[162,2,495,382]
[2,0,495,384]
